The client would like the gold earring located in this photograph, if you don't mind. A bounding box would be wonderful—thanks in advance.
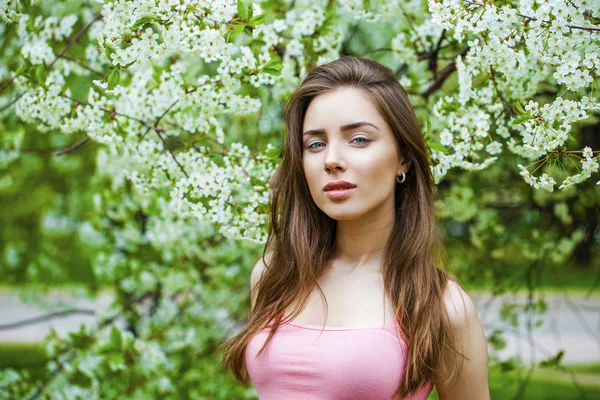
[396,172,406,183]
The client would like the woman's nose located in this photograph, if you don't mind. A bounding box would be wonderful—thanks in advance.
[323,144,346,173]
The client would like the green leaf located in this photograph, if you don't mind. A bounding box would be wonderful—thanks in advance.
[69,368,93,388]
[539,349,565,368]
[362,0,371,12]
[109,325,123,350]
[515,100,525,116]
[247,4,254,20]
[107,353,126,371]
[105,44,116,62]
[488,329,506,351]
[302,37,318,60]
[240,82,253,96]
[499,304,520,328]
[322,10,337,32]
[264,146,280,160]
[235,24,245,35]
[552,119,561,129]
[132,16,154,30]
[511,116,530,126]
[263,59,281,70]
[472,73,488,88]
[27,16,35,32]
[68,324,95,350]
[262,58,283,76]
[423,119,431,140]
[16,61,31,76]
[428,140,448,154]
[247,37,267,50]
[20,0,31,12]
[237,0,247,19]
[121,60,136,69]
[499,358,519,372]
[263,68,281,76]
[249,13,267,26]
[107,69,120,90]
[35,64,47,85]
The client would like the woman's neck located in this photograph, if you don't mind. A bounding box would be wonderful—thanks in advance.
[331,206,395,272]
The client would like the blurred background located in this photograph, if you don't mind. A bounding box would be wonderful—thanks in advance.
[1,0,599,399]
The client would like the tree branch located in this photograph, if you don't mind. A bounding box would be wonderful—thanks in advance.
[0,91,25,113]
[421,47,470,98]
[48,14,103,70]
[152,125,189,179]
[0,309,96,331]
[54,137,92,156]
[56,54,104,76]
[0,76,16,95]
[139,99,179,142]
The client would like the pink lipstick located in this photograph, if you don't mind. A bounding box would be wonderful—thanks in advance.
[323,181,357,200]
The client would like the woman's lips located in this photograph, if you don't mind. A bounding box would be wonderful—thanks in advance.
[325,187,356,199]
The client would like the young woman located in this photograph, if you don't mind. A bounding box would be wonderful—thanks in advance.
[220,56,489,399]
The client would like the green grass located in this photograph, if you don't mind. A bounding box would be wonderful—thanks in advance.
[460,262,600,298]
[567,363,600,375]
[0,343,49,381]
[426,363,600,400]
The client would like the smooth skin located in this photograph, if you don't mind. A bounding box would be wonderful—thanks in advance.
[252,87,490,399]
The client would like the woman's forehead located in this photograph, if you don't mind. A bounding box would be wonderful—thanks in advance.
[302,87,386,132]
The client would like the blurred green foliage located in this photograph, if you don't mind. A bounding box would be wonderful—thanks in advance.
[0,0,598,398]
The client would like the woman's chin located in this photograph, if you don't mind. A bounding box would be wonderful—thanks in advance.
[321,207,364,221]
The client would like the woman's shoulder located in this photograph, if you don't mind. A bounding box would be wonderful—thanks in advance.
[251,252,272,288]
[433,280,490,398]
[442,280,479,328]
[250,252,273,311]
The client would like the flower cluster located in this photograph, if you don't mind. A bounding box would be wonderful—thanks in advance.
[427,0,599,190]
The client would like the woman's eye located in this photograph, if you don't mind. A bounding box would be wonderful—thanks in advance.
[351,136,372,145]
[307,141,325,149]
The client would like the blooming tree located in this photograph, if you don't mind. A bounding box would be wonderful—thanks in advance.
[0,0,598,398]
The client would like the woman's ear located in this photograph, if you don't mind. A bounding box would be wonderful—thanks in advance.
[397,158,411,175]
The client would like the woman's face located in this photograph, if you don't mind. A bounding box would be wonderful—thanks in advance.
[301,87,407,221]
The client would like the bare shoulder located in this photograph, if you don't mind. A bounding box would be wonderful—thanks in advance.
[250,252,271,311]
[251,255,268,289]
[434,279,490,399]
[443,280,479,328]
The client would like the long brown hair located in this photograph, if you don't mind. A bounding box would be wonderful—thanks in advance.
[219,55,459,397]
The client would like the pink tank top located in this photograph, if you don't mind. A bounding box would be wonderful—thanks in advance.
[245,317,433,400]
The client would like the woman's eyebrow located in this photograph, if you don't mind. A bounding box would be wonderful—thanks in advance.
[302,121,379,137]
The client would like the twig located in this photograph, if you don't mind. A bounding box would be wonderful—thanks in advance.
[0,91,25,113]
[48,14,103,70]
[56,54,104,76]
[152,128,189,179]
[0,309,96,330]
[54,137,92,156]
[0,76,16,95]
[139,99,179,142]
[429,29,447,79]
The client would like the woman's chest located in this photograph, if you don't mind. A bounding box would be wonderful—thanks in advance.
[286,268,396,328]
[246,325,408,400]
